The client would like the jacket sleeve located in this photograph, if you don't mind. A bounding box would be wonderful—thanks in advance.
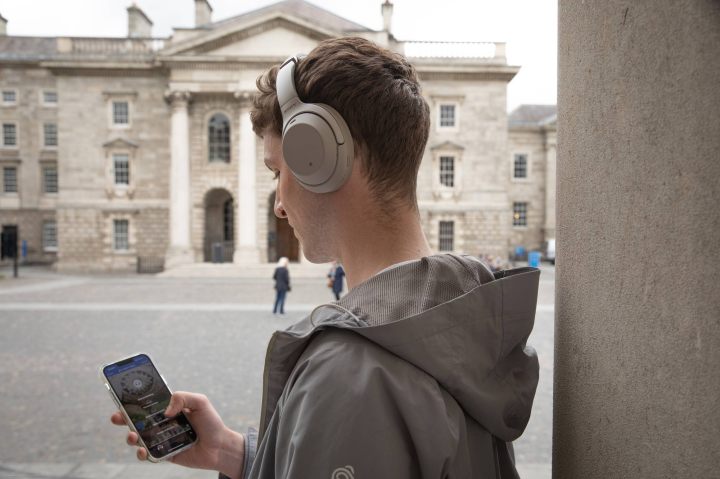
[271,330,468,478]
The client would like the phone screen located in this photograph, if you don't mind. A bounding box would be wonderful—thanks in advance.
[103,354,196,459]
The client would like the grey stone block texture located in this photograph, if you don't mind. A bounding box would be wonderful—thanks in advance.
[555,1,720,478]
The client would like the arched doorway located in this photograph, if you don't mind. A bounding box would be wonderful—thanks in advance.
[267,191,299,262]
[204,188,234,262]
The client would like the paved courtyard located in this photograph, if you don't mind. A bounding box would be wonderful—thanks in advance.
[0,263,554,479]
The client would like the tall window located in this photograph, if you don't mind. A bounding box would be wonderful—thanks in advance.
[208,114,230,163]
[112,101,129,125]
[3,167,17,193]
[113,154,130,185]
[43,165,58,193]
[43,220,57,251]
[2,90,17,105]
[223,198,234,241]
[439,221,454,252]
[513,202,528,227]
[113,219,129,250]
[439,104,456,128]
[43,91,58,105]
[513,153,528,179]
[439,156,455,187]
[44,123,58,147]
[2,123,17,147]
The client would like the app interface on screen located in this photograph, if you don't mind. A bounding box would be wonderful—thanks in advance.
[104,355,195,458]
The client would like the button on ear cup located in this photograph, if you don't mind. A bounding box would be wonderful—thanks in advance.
[282,112,340,190]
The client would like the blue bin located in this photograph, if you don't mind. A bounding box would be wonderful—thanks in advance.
[528,251,541,268]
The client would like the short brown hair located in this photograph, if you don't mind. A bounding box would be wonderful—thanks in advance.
[251,37,430,208]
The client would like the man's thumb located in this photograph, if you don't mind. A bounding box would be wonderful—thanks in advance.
[164,393,183,418]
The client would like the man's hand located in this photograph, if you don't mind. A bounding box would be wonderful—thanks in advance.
[110,391,245,478]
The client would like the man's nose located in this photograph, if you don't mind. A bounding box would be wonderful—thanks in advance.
[274,198,287,219]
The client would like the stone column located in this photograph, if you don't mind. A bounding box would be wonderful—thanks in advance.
[164,91,194,268]
[555,1,720,478]
[543,130,556,240]
[233,92,259,264]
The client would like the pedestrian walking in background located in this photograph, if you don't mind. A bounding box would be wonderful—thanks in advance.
[272,256,290,314]
[327,261,346,300]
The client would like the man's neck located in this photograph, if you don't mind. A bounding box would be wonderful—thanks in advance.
[337,206,433,290]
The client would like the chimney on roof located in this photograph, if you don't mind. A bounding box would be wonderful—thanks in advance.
[381,1,393,34]
[195,0,213,27]
[0,13,7,36]
[127,4,153,38]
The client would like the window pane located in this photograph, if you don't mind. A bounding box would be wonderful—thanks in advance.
[43,221,57,249]
[440,104,456,127]
[439,156,455,187]
[113,154,129,185]
[113,219,129,250]
[513,202,528,227]
[2,91,17,103]
[208,114,231,162]
[43,166,58,193]
[3,167,17,193]
[513,154,528,179]
[439,220,454,251]
[44,123,58,147]
[43,91,58,104]
[113,101,129,125]
[3,124,17,146]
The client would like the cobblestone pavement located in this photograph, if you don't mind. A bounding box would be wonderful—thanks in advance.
[0,264,554,478]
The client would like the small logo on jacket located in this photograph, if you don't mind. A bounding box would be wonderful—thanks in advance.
[331,465,354,479]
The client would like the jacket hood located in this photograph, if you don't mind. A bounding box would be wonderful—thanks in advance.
[259,254,539,442]
[329,254,539,441]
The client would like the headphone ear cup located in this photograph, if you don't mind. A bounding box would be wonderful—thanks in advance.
[282,105,354,194]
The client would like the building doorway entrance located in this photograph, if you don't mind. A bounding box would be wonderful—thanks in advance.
[203,188,234,262]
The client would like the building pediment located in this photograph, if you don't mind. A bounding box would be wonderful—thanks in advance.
[160,13,338,60]
[103,137,139,150]
[431,141,465,151]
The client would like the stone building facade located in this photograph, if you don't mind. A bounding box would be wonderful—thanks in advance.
[0,0,555,272]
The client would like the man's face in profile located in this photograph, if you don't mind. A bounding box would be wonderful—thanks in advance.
[263,132,334,263]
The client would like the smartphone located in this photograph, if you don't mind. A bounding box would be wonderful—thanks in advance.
[101,353,197,462]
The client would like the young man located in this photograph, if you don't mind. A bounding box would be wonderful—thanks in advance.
[112,37,539,478]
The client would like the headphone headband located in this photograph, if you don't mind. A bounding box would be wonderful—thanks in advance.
[277,55,304,115]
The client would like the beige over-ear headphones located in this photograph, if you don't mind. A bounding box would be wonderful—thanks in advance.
[276,55,354,194]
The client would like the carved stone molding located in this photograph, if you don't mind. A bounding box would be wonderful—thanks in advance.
[164,90,192,108]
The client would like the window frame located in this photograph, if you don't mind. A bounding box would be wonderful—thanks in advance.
[511,152,531,182]
[43,122,58,149]
[3,166,18,194]
[41,90,58,107]
[1,89,18,106]
[438,220,455,252]
[439,155,455,188]
[42,163,58,195]
[112,153,130,187]
[1,122,18,148]
[113,219,130,251]
[207,111,232,164]
[437,102,460,131]
[513,201,529,228]
[42,220,58,252]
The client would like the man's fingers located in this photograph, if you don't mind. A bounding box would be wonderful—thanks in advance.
[126,431,138,446]
[110,411,127,426]
[164,391,208,418]
[136,447,148,461]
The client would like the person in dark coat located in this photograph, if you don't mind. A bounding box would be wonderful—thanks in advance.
[272,257,290,314]
[327,261,345,300]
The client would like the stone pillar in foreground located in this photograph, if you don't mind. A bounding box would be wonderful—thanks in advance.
[554,1,720,478]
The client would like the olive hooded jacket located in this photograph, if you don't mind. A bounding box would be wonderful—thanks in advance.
[238,254,539,479]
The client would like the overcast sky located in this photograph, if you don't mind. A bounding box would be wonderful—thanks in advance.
[0,0,556,111]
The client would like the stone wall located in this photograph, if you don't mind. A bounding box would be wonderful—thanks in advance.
[0,209,56,264]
